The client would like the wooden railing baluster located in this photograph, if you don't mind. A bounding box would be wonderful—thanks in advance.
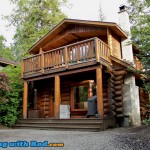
[41,53,44,74]
[95,38,100,63]
[64,47,68,69]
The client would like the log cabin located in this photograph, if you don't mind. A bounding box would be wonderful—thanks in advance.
[18,5,149,130]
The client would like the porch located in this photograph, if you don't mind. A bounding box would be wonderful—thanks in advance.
[22,66,125,122]
[23,69,106,120]
[22,37,111,79]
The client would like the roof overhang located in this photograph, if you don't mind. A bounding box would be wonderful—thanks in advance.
[29,19,128,54]
[0,57,18,67]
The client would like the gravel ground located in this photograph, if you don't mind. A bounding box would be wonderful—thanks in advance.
[0,125,150,150]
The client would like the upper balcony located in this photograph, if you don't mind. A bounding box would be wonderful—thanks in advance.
[22,37,111,79]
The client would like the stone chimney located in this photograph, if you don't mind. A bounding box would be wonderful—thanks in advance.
[118,5,134,64]
[118,5,141,126]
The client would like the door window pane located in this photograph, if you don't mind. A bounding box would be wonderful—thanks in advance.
[74,85,88,109]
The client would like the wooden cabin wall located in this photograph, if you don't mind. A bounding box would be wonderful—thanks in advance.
[102,72,110,117]
[111,32,121,59]
[139,88,150,120]
[43,24,107,51]
[61,80,71,105]
[106,70,126,118]
[60,71,96,104]
[35,79,54,118]
[95,70,123,118]
[83,70,121,118]
[113,70,125,117]
[106,73,116,117]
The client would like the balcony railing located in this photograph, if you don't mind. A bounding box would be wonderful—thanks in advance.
[22,37,111,78]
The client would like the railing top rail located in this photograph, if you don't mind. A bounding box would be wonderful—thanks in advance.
[43,46,65,54]
[23,54,41,61]
[66,37,97,48]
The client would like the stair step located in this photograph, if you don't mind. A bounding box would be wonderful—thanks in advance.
[15,124,101,129]
[17,121,103,124]
[18,120,103,123]
[14,126,101,131]
[14,118,116,131]
[18,118,103,121]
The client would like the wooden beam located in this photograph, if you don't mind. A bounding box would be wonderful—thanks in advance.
[39,47,44,74]
[39,47,43,54]
[95,38,100,63]
[21,61,24,78]
[23,81,28,119]
[41,53,44,74]
[96,67,103,118]
[54,76,60,118]
[25,65,100,82]
[64,47,68,69]
[107,28,113,55]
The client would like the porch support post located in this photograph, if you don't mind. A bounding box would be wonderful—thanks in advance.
[54,75,60,118]
[23,81,28,119]
[96,67,103,118]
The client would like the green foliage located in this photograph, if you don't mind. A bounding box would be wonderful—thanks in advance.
[0,35,15,60]
[6,0,68,60]
[144,104,150,125]
[144,118,150,125]
[0,66,23,126]
[0,72,10,92]
[127,0,150,92]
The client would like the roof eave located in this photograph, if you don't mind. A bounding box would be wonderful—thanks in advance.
[29,19,128,54]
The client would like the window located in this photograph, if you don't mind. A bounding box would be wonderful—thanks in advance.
[73,85,88,109]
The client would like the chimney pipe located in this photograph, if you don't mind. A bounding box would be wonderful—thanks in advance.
[119,5,127,12]
[118,5,130,36]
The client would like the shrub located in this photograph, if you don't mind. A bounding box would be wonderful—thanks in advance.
[0,66,23,126]
[144,119,150,125]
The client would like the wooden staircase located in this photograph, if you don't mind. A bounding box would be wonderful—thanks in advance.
[14,118,116,131]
